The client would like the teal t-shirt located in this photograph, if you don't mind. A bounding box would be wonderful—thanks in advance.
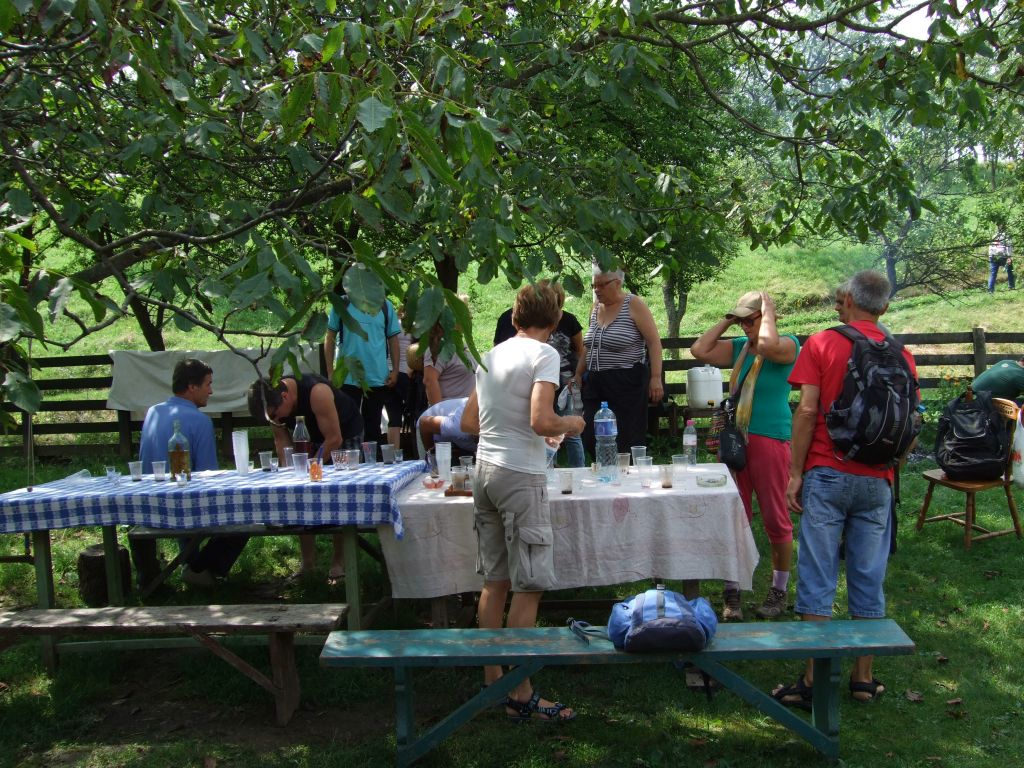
[327,299,400,387]
[730,335,799,441]
[972,359,1024,400]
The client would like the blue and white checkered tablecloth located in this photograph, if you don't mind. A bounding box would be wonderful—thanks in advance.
[0,461,425,539]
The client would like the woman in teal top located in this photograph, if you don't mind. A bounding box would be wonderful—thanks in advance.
[691,291,799,622]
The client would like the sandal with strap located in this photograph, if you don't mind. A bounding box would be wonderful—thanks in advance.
[772,675,813,711]
[849,677,885,702]
[505,690,576,723]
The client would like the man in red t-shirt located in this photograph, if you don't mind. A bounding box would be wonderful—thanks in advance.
[773,270,918,711]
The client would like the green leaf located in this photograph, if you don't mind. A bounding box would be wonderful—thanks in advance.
[341,264,385,314]
[170,0,208,35]
[413,286,444,337]
[281,75,314,129]
[0,0,18,34]
[357,97,393,133]
[322,24,345,60]
[163,77,191,102]
[0,303,22,342]
[40,0,74,33]
[4,371,41,414]
[403,111,456,188]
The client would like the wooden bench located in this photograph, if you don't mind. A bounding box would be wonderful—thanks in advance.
[320,619,914,765]
[0,603,347,725]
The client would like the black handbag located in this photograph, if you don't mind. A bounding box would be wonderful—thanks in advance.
[716,397,747,471]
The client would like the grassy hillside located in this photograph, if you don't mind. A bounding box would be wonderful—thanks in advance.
[25,240,1018,363]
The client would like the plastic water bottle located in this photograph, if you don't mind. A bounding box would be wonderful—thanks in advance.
[683,419,698,466]
[594,401,619,483]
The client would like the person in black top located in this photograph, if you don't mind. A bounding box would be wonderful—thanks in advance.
[247,374,364,580]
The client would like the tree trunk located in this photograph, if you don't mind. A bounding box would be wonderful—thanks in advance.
[435,252,459,292]
[661,276,688,361]
[128,295,166,351]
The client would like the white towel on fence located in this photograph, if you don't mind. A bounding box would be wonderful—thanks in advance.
[105,347,320,414]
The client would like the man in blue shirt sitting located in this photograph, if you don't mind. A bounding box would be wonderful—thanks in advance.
[132,358,247,589]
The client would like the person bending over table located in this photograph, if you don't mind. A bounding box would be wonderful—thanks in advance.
[247,374,364,582]
[416,396,478,459]
[461,280,586,723]
[134,358,248,589]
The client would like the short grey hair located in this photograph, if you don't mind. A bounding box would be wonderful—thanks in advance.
[592,262,625,282]
[846,270,890,315]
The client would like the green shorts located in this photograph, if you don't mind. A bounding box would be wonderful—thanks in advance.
[472,460,555,592]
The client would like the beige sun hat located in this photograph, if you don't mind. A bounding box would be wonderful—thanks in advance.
[725,291,763,319]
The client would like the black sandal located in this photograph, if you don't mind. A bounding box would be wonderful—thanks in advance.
[772,675,813,711]
[849,677,885,702]
[505,690,576,723]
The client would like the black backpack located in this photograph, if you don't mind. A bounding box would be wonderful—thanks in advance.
[934,390,1010,481]
[824,325,920,467]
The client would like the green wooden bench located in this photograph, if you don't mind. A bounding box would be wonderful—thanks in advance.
[320,619,914,765]
[0,603,347,725]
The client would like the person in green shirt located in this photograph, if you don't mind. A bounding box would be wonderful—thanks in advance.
[692,291,799,622]
[972,357,1024,401]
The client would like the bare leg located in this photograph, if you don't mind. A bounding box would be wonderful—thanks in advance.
[680,579,700,600]
[770,541,793,572]
[799,613,829,685]
[299,535,316,572]
[477,579,510,685]
[504,591,574,719]
[850,616,879,699]
[388,425,401,447]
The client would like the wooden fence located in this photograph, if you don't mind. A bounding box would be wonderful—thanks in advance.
[3,328,1022,458]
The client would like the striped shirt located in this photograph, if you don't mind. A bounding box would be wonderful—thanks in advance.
[583,294,646,371]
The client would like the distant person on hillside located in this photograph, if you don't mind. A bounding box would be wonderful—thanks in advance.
[988,231,1015,293]
[972,357,1024,402]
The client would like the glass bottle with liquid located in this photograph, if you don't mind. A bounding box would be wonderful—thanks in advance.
[167,420,191,481]
[292,415,312,456]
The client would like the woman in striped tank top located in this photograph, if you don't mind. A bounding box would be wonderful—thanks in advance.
[573,266,664,456]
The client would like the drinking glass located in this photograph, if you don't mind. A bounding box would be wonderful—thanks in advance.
[435,442,452,482]
[344,448,361,469]
[672,454,689,478]
[658,464,674,489]
[128,461,143,482]
[151,460,166,481]
[269,457,279,472]
[393,448,404,463]
[459,456,475,469]
[558,469,574,495]
[283,446,294,470]
[105,466,120,485]
[617,452,631,474]
[636,456,654,488]
[260,450,274,471]
[451,467,468,491]
[292,452,309,475]
[232,429,250,474]
[630,445,647,467]
[362,441,378,466]
[380,443,396,464]
[330,449,345,471]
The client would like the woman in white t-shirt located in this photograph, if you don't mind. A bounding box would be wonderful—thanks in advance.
[461,281,585,723]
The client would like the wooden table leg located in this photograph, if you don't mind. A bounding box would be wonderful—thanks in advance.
[31,530,57,673]
[341,526,362,630]
[269,631,300,726]
[101,525,126,606]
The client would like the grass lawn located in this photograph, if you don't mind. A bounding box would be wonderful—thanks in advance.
[3,243,1023,765]
[1,442,1023,767]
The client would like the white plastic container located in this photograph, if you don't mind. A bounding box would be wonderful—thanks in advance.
[687,365,724,408]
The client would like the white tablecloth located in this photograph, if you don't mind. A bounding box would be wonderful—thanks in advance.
[0,461,425,538]
[379,465,759,598]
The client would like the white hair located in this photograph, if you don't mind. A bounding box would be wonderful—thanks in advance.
[591,262,625,281]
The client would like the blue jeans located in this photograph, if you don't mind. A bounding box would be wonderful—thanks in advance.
[988,259,1015,292]
[561,435,585,468]
[795,467,891,619]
